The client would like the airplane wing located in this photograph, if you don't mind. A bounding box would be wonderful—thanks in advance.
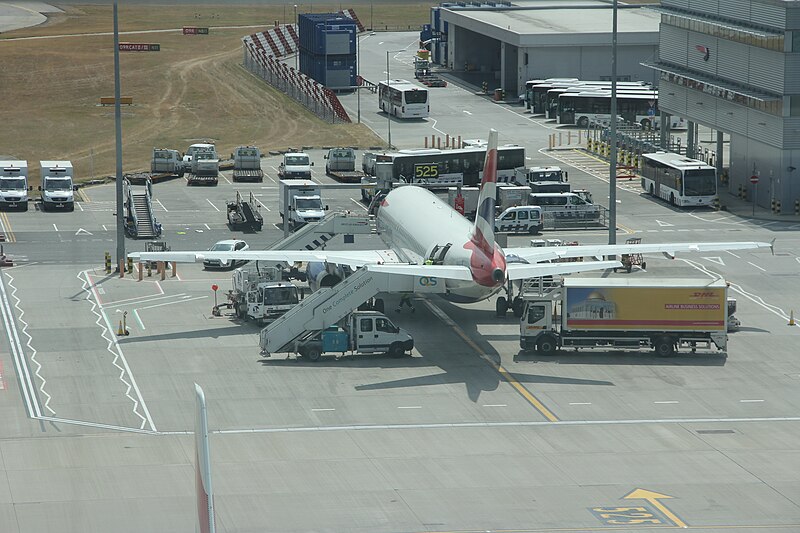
[130,249,403,270]
[506,260,621,280]
[504,241,774,263]
[367,263,475,280]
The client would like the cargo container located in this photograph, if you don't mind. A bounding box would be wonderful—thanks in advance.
[299,49,356,88]
[519,278,729,356]
[298,13,357,56]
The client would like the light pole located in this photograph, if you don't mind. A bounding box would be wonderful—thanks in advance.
[293,4,298,70]
[113,0,125,271]
[607,0,618,248]
[356,30,361,123]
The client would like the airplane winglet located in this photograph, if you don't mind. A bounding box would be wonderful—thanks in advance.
[770,238,776,255]
[662,251,675,260]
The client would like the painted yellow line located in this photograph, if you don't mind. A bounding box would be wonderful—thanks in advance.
[0,212,15,243]
[616,223,636,235]
[424,524,800,532]
[77,187,91,203]
[649,498,687,529]
[423,299,560,422]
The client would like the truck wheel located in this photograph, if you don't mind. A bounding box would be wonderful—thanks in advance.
[537,335,557,356]
[512,297,524,318]
[654,337,675,357]
[496,296,508,317]
[306,346,322,362]
[388,343,405,358]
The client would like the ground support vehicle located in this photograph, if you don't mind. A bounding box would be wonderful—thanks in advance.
[148,148,185,183]
[496,184,531,212]
[447,186,479,218]
[293,311,413,361]
[514,166,566,184]
[520,278,729,357]
[495,206,543,235]
[232,146,263,182]
[124,179,161,239]
[279,179,326,229]
[227,191,263,231]
[213,267,299,324]
[186,156,219,186]
[614,237,645,273]
[325,147,366,182]
[39,161,74,211]
[278,152,313,179]
[0,160,30,211]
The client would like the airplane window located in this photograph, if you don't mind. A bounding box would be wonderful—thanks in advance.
[360,318,373,332]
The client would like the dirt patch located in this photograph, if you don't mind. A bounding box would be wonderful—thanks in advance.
[0,3,433,184]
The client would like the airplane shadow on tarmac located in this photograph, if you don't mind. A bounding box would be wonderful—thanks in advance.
[342,295,615,403]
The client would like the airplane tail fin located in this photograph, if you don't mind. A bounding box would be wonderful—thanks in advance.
[471,129,499,255]
[195,383,216,533]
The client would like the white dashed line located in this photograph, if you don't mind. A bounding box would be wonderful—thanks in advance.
[482,404,507,408]
[206,199,220,212]
[311,408,336,412]
[654,401,679,404]
[740,399,765,403]
[569,402,592,405]
[748,261,766,272]
[397,406,422,409]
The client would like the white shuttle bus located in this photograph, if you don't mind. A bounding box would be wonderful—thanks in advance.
[640,151,718,207]
[378,79,429,118]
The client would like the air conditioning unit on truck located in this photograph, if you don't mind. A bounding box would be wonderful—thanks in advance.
[520,278,731,357]
[213,267,299,324]
[232,146,263,182]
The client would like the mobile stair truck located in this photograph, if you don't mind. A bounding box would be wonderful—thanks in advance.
[520,278,730,357]
[39,161,74,211]
[232,146,264,182]
[227,191,264,231]
[324,147,366,182]
[213,266,299,323]
[0,160,30,211]
[124,178,161,239]
[259,264,426,360]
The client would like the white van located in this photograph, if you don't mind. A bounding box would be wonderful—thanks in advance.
[495,206,543,234]
[39,160,75,211]
[528,192,600,219]
[0,161,30,211]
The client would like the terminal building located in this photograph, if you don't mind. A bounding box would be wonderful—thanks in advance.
[429,1,661,94]
[646,0,800,210]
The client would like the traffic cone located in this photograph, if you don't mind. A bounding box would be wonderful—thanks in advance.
[117,320,125,336]
[789,310,796,326]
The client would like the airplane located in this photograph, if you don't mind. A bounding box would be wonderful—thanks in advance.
[131,129,772,315]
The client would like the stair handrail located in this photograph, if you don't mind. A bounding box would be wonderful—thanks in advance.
[144,178,160,237]
[125,179,138,236]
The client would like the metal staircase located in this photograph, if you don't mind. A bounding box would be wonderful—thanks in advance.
[125,179,161,239]
[267,211,375,251]
[259,266,413,355]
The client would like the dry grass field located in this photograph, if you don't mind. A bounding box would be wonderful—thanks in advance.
[0,3,434,184]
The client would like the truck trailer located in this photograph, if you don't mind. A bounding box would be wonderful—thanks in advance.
[520,278,729,357]
[232,146,263,182]
[324,147,366,182]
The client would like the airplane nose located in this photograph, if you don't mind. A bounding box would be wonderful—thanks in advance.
[492,268,505,284]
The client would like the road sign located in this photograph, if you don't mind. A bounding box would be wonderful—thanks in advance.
[750,175,759,184]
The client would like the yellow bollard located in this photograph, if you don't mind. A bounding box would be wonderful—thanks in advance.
[127,256,133,274]
[790,310,796,326]
[104,252,111,274]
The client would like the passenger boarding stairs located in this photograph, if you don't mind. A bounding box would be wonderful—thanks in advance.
[125,179,161,239]
[267,211,376,251]
[259,266,413,355]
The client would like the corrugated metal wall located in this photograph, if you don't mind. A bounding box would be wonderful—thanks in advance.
[663,0,786,29]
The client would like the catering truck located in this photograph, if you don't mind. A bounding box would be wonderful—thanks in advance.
[278,179,326,229]
[39,160,74,211]
[232,146,263,182]
[0,160,30,211]
[520,278,729,357]
[213,267,299,323]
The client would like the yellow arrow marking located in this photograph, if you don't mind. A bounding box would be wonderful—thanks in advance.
[624,488,687,528]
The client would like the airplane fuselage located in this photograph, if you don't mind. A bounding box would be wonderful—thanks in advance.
[376,186,506,303]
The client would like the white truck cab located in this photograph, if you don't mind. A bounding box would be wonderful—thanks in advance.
[184,143,217,163]
[39,160,74,211]
[0,161,30,211]
[279,152,313,179]
[495,206,543,234]
[279,179,326,229]
[300,311,414,361]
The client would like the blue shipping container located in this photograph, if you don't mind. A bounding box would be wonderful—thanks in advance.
[300,50,356,88]
[298,12,356,56]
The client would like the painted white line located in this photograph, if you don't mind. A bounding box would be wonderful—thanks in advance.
[482,404,507,408]
[311,408,335,412]
[747,261,767,272]
[5,273,54,414]
[81,270,156,431]
[654,401,679,404]
[349,198,368,212]
[155,199,168,212]
[265,174,277,184]
[726,250,741,258]
[52,223,58,232]
[253,196,271,211]
[204,223,211,230]
[132,309,145,330]
[100,290,175,308]
[137,295,208,311]
[102,224,108,231]
[397,406,422,409]
[222,174,232,185]
[569,402,592,405]
[0,272,41,418]
[740,399,765,403]
[206,199,220,212]
[77,202,84,212]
